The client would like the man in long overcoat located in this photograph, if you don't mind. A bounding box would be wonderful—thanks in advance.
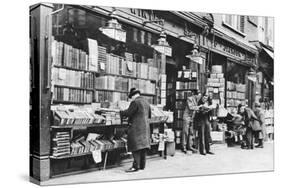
[254,102,266,148]
[120,88,151,172]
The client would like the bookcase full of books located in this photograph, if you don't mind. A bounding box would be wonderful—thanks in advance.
[174,67,198,145]
[30,3,174,181]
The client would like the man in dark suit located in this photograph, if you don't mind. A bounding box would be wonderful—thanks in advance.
[120,88,151,172]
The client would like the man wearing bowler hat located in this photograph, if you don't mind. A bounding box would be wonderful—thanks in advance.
[120,88,151,172]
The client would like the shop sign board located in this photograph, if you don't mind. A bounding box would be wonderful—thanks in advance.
[200,35,255,65]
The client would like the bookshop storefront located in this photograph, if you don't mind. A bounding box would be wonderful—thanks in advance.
[199,33,257,113]
[31,4,195,181]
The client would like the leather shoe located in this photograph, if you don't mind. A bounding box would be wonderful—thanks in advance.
[200,152,206,155]
[125,167,138,173]
[206,151,215,155]
[255,145,264,148]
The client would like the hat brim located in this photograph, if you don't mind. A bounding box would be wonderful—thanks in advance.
[128,90,140,98]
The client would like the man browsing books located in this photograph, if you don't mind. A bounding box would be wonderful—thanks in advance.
[120,88,152,172]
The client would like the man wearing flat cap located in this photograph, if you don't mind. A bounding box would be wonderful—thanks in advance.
[120,88,151,172]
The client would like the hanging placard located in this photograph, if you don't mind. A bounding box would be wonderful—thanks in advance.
[190,56,203,64]
[101,28,126,42]
[153,46,172,56]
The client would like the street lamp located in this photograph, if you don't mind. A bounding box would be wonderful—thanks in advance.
[99,9,126,42]
[143,19,172,56]
[247,68,257,82]
[185,44,204,64]
[151,29,172,56]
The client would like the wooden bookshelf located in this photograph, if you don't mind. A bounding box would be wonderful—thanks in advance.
[52,100,92,105]
[176,89,198,91]
[95,88,156,96]
[54,65,97,73]
[50,147,126,159]
[54,84,95,91]
[96,72,157,82]
[51,121,164,129]
[51,123,128,129]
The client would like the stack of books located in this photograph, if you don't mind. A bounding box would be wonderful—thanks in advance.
[52,132,71,157]
[96,108,122,125]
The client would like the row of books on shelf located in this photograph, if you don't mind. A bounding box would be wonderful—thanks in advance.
[207,86,225,93]
[71,138,127,155]
[53,107,105,125]
[176,90,194,100]
[105,54,158,80]
[96,91,128,104]
[52,103,171,126]
[52,40,89,71]
[96,90,154,104]
[207,82,225,88]
[52,67,94,89]
[95,76,156,95]
[177,70,198,79]
[53,87,94,103]
[95,76,129,92]
[227,81,246,92]
[176,81,198,90]
[52,132,71,157]
[209,73,224,79]
[129,79,156,95]
[226,91,246,99]
[52,39,159,82]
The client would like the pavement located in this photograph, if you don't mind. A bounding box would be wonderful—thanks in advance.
[41,141,274,186]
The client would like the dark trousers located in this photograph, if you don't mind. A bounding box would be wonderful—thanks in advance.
[254,130,263,146]
[246,127,254,148]
[198,121,211,154]
[182,121,191,149]
[132,148,147,169]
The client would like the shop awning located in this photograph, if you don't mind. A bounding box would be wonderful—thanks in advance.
[262,47,274,59]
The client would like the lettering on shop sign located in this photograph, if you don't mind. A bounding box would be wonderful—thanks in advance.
[201,36,255,64]
[130,9,160,23]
